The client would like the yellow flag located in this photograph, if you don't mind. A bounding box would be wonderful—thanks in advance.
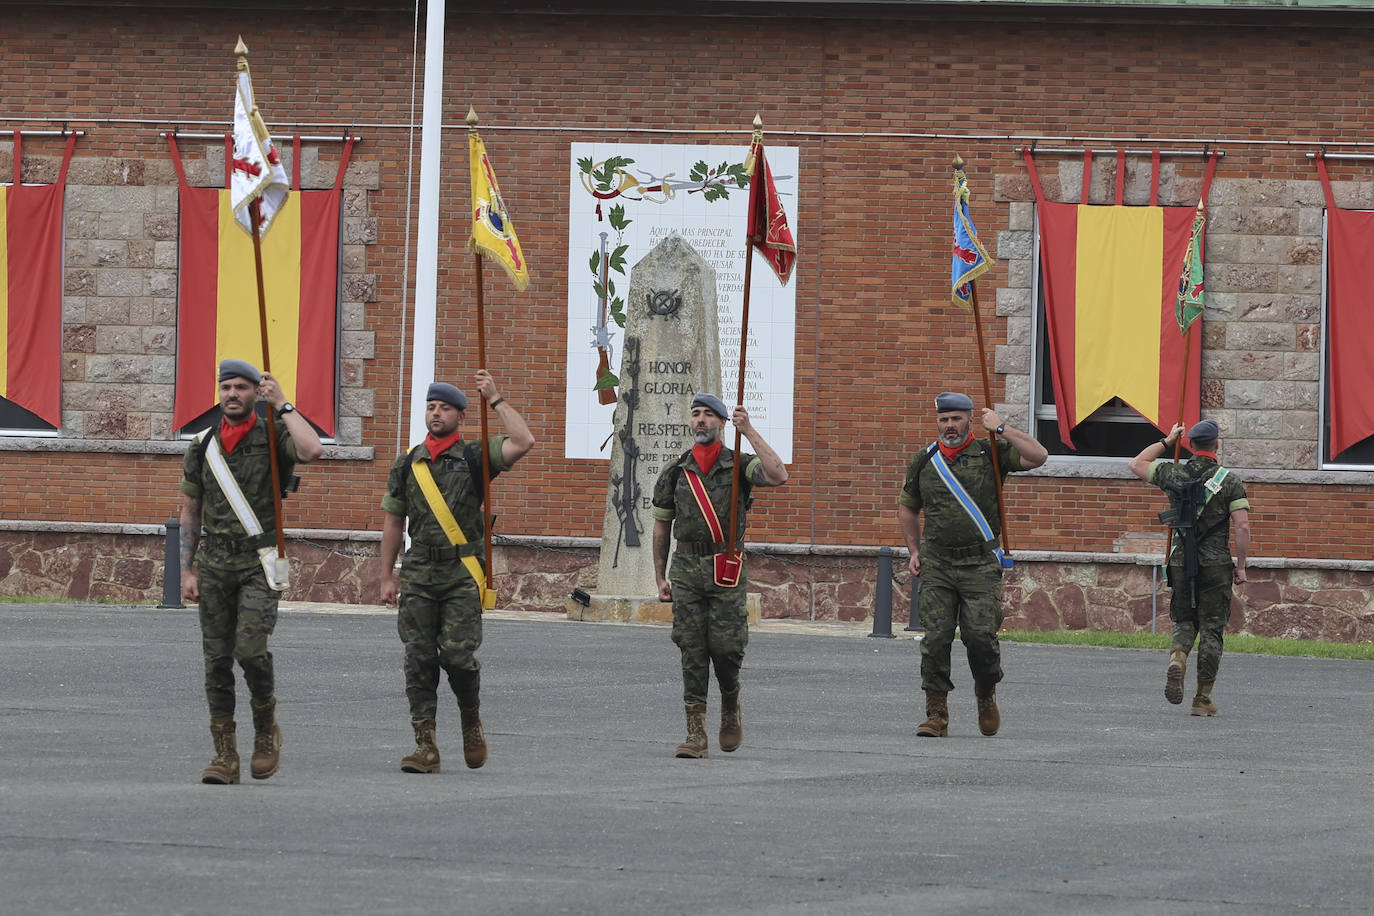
[468,132,529,291]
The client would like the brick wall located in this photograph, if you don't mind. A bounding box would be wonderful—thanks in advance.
[4,6,1374,620]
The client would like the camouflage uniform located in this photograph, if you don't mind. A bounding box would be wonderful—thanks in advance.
[181,417,299,718]
[900,438,1025,694]
[1150,456,1249,682]
[652,447,764,705]
[381,436,508,719]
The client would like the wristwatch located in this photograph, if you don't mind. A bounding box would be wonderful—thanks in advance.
[995,423,1006,435]
[279,402,296,416]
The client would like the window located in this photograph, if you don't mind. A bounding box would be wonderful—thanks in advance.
[0,398,58,436]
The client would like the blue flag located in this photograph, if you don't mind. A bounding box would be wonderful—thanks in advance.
[952,166,994,307]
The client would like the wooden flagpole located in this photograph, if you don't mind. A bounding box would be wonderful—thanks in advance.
[955,154,1012,559]
[1162,323,1196,566]
[239,37,285,562]
[467,108,496,600]
[248,196,287,560]
[726,115,764,558]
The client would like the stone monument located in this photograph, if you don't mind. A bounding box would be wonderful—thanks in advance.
[569,233,758,624]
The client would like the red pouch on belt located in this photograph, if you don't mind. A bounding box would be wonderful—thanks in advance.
[714,551,743,588]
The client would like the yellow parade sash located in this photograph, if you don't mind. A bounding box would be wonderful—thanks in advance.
[411,458,496,611]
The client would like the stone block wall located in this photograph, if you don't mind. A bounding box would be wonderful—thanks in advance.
[5,529,1371,644]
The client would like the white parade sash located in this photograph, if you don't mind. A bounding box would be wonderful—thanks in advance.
[200,431,289,591]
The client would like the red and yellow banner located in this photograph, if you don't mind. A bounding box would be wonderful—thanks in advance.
[746,138,796,285]
[468,131,529,291]
[1036,201,1201,448]
[173,182,344,434]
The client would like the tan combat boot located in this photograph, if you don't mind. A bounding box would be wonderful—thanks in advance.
[201,716,240,785]
[249,697,282,780]
[1165,648,1188,705]
[1191,679,1219,717]
[974,682,1001,736]
[675,702,708,758]
[719,687,743,753]
[459,705,487,769]
[916,691,948,737]
[401,718,441,773]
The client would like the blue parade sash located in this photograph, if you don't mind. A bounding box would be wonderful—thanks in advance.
[927,442,1014,569]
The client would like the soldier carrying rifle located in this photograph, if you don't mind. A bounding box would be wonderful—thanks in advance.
[1130,419,1251,716]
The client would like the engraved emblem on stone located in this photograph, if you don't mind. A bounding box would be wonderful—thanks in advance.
[646,288,682,318]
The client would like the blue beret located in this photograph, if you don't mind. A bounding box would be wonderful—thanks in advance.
[426,382,468,410]
[1188,419,1220,443]
[218,359,262,384]
[691,393,730,419]
[935,391,974,412]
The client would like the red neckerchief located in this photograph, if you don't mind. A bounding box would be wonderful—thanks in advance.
[1193,449,1218,462]
[218,415,256,454]
[937,431,974,462]
[425,429,463,462]
[692,441,723,474]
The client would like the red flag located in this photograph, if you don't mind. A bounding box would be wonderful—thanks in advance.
[746,140,796,284]
[1325,206,1374,456]
[1,132,76,427]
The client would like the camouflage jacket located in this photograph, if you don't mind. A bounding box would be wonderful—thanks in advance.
[652,447,763,545]
[899,437,1025,550]
[1150,456,1249,568]
[381,436,509,555]
[181,417,299,569]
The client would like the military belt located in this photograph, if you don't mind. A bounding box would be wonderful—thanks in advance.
[205,532,276,555]
[676,539,727,556]
[925,541,993,560]
[411,541,482,561]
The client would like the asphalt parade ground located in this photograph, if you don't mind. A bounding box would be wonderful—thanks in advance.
[2,603,1371,915]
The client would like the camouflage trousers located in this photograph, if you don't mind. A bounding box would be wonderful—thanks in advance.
[917,552,1005,694]
[397,560,483,719]
[669,554,749,705]
[1168,563,1234,682]
[198,561,279,718]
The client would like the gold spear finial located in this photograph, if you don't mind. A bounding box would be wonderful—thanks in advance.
[466,107,479,130]
[752,113,763,143]
[953,153,966,170]
[235,37,249,72]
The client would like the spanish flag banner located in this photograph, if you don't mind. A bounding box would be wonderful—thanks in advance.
[1,132,76,428]
[1314,155,1374,458]
[468,131,529,291]
[168,135,354,435]
[1023,149,1213,449]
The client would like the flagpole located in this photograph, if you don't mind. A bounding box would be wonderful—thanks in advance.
[238,42,286,562]
[1162,323,1195,566]
[955,154,1012,559]
[726,115,764,558]
[468,108,496,603]
[1163,196,1207,568]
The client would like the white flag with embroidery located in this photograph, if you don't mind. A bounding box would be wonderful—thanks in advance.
[231,62,289,236]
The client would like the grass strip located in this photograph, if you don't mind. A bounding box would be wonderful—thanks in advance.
[1000,629,1374,661]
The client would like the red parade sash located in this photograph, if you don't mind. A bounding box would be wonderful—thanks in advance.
[684,469,743,588]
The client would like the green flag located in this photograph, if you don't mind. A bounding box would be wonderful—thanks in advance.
[1175,201,1206,333]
